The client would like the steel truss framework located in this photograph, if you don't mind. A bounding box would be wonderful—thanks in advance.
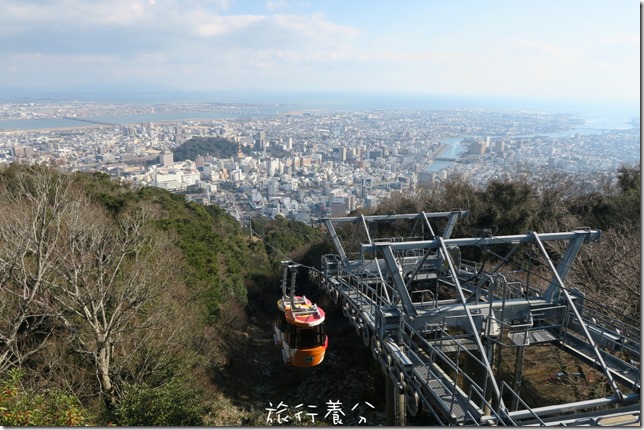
[309,211,641,426]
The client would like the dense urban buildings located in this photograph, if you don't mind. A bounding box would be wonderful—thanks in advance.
[0,101,639,225]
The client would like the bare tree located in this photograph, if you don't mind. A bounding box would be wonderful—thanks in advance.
[567,225,641,322]
[0,167,74,372]
[51,202,184,408]
[0,167,202,411]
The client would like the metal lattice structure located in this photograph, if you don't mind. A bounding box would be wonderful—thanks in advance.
[309,211,641,426]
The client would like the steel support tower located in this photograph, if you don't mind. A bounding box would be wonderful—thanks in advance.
[309,211,640,426]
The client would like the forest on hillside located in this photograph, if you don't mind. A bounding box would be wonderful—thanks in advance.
[173,137,248,162]
[173,136,290,162]
[0,165,275,425]
[0,163,639,425]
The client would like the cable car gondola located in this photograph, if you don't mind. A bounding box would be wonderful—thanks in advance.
[274,261,328,367]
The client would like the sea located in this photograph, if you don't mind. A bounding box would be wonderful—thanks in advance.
[0,92,638,132]
[0,109,281,132]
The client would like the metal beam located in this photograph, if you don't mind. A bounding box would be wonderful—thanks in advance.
[405,298,536,330]
[381,245,418,316]
[323,211,468,224]
[507,393,640,421]
[442,209,466,239]
[322,211,470,268]
[420,211,436,238]
[532,232,622,401]
[360,214,372,244]
[438,237,505,410]
[544,230,596,302]
[323,218,350,267]
[361,230,602,254]
[358,214,373,260]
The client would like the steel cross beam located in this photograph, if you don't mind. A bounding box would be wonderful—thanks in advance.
[361,230,601,254]
[404,298,538,330]
[322,218,350,266]
[380,245,418,316]
[441,209,465,239]
[420,211,437,238]
[360,214,372,244]
[544,230,593,302]
[322,210,469,267]
[324,210,469,224]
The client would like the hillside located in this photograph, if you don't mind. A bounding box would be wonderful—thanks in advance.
[0,165,272,425]
[173,136,249,161]
[0,163,639,426]
[0,165,372,426]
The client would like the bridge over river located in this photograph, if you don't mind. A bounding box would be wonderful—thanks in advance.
[63,116,121,127]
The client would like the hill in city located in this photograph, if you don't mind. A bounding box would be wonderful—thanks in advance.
[173,137,248,161]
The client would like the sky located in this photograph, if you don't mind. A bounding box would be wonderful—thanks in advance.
[0,0,640,109]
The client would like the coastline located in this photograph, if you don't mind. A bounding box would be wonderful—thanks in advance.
[0,116,243,133]
[0,104,638,134]
[0,123,103,134]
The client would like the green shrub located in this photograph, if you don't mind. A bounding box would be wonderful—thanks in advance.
[0,369,92,426]
[112,380,207,426]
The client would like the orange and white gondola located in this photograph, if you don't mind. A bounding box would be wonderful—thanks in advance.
[274,261,328,368]
[274,294,312,347]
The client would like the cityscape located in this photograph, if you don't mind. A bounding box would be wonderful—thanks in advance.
[0,101,639,225]
[0,0,640,426]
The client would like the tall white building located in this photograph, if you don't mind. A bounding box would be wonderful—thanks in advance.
[159,151,173,167]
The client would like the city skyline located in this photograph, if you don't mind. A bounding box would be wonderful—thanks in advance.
[1,0,640,111]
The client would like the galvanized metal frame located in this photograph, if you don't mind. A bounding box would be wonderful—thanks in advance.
[312,212,640,426]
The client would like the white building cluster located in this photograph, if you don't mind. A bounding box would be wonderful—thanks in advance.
[0,102,639,224]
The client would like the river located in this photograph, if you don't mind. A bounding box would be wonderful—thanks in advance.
[426,119,639,174]
[0,108,281,131]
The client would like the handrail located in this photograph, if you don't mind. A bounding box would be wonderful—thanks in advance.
[316,222,638,426]
[438,237,505,410]
[499,381,545,425]
[401,321,510,425]
[532,231,623,401]
[411,289,437,308]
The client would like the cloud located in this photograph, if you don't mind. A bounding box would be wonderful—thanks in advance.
[0,0,362,91]
[0,0,638,104]
[597,35,639,46]
[0,1,358,58]
[266,0,288,11]
[508,40,566,56]
[194,14,265,37]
